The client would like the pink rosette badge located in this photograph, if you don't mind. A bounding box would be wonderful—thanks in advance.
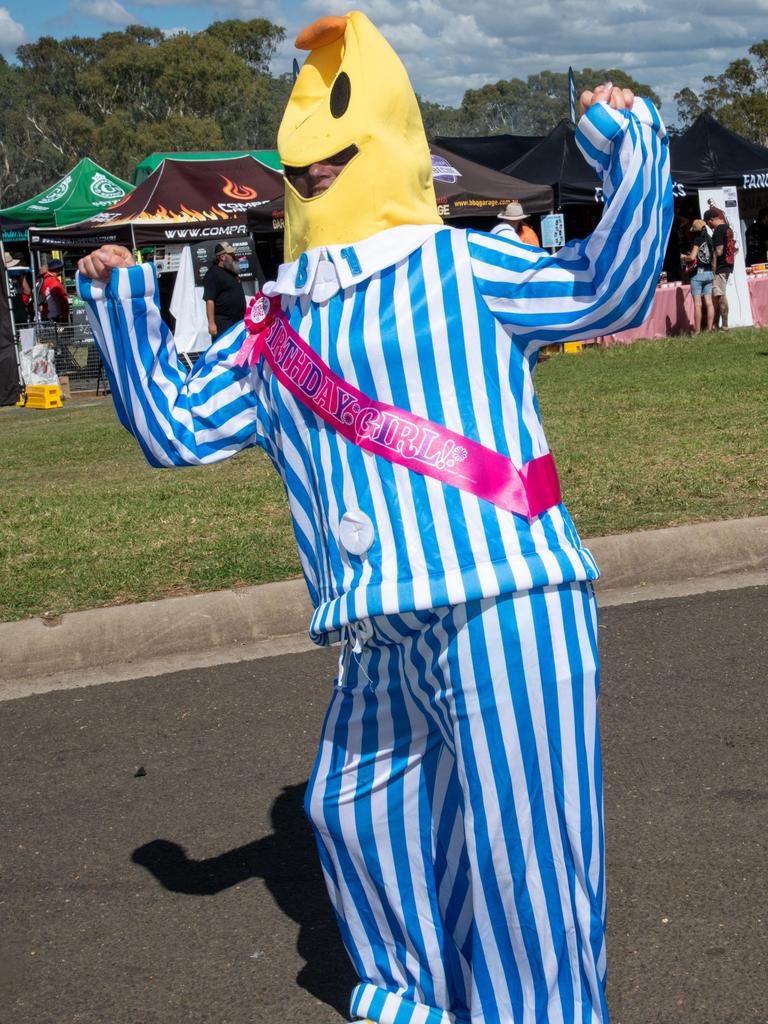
[237,293,282,368]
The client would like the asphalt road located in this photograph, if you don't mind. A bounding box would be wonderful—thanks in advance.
[1,585,766,1024]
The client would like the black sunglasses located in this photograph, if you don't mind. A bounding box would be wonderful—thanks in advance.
[284,144,359,181]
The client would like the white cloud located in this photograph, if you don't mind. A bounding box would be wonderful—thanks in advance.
[132,0,281,9]
[71,0,134,26]
[73,0,768,119]
[0,7,26,54]
[267,0,768,119]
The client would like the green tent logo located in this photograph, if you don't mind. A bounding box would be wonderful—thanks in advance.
[90,173,126,204]
[40,175,73,205]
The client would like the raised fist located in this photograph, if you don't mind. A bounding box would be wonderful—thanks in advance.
[77,244,136,282]
[579,82,635,117]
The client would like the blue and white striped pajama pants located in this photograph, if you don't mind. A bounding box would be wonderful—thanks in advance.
[305,581,609,1024]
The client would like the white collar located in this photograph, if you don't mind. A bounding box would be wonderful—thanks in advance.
[264,224,443,301]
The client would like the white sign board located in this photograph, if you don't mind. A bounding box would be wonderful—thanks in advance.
[698,188,753,328]
[541,213,566,249]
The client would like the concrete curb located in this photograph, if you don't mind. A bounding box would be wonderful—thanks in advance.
[3,516,768,691]
[587,515,768,590]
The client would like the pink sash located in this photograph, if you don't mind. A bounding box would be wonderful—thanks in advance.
[236,294,561,520]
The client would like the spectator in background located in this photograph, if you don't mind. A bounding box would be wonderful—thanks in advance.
[745,208,768,266]
[683,218,714,334]
[491,201,541,246]
[39,259,70,323]
[4,252,32,326]
[202,242,246,338]
[17,255,33,318]
[704,207,734,329]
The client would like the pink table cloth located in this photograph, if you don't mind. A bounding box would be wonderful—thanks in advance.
[594,283,694,345]
[748,274,768,327]
[592,276,768,345]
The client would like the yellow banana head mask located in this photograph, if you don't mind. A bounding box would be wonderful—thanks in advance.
[278,11,442,261]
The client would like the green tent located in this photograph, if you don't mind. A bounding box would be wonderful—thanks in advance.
[134,150,282,184]
[0,158,133,243]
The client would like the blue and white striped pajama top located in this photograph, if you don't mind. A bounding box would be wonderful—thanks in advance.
[78,99,672,646]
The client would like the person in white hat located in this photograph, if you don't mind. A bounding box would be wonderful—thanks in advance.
[491,200,541,246]
[4,251,33,325]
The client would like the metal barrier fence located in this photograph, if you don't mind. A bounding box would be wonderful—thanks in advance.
[18,320,204,394]
[28,322,106,393]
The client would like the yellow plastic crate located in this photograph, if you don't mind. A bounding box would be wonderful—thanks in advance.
[540,341,584,358]
[20,384,63,409]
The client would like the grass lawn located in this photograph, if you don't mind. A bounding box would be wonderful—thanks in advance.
[2,326,766,622]
[537,327,767,535]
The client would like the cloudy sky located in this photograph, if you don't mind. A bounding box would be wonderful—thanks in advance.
[5,0,768,121]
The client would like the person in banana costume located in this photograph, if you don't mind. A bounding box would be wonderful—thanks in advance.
[78,12,672,1022]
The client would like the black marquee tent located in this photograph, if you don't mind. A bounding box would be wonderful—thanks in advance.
[503,120,601,206]
[503,112,768,207]
[429,144,552,216]
[432,134,543,172]
[670,113,768,193]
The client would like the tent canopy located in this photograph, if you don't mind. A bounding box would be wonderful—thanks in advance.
[430,144,552,217]
[249,143,553,232]
[134,150,283,184]
[503,120,601,206]
[28,155,285,251]
[503,111,768,206]
[433,134,543,173]
[0,158,133,242]
[670,113,768,192]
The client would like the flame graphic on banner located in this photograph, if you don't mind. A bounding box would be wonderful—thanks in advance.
[130,203,232,224]
[221,177,258,200]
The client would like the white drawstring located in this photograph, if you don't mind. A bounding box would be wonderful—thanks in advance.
[335,619,376,689]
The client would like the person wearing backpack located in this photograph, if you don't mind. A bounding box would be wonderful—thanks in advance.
[704,207,734,329]
[683,218,714,333]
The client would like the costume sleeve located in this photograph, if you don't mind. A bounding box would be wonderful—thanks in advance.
[467,98,673,347]
[76,262,275,469]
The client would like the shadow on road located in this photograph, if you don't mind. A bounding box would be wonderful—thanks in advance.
[131,782,356,1016]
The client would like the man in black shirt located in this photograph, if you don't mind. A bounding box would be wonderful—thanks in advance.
[202,242,246,338]
[704,207,733,329]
